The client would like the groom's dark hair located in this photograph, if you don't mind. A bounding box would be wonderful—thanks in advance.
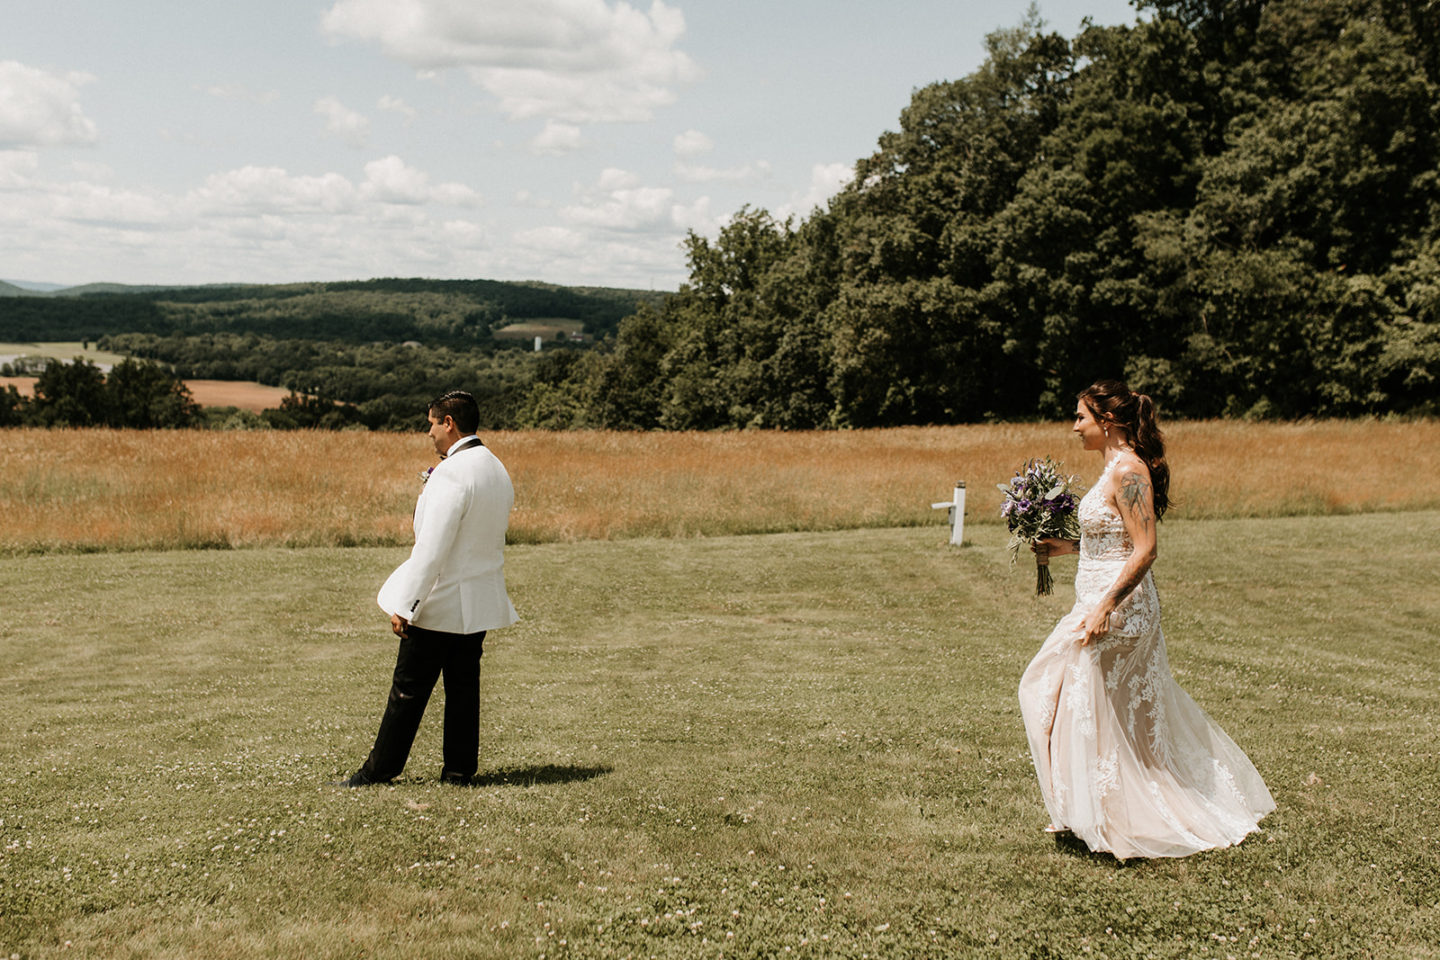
[428,390,480,435]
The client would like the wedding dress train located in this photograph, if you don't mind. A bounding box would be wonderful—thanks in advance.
[1017,457,1275,859]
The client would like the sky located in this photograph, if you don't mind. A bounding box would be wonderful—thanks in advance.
[2,0,1141,291]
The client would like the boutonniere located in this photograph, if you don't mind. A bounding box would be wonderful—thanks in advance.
[419,465,436,484]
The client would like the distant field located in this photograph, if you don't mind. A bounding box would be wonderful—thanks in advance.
[492,317,586,340]
[182,380,295,411]
[0,420,1437,553]
[0,377,293,412]
[0,340,128,369]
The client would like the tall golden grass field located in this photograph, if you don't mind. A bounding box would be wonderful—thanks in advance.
[0,421,1435,553]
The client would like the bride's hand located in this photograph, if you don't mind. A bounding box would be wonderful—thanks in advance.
[1079,606,1112,646]
[1032,537,1076,558]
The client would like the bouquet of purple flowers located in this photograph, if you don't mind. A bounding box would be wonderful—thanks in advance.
[999,457,1082,595]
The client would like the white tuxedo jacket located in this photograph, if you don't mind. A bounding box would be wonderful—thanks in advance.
[377,440,519,634]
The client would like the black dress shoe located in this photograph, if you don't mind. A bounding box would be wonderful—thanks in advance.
[332,772,374,788]
[439,772,472,786]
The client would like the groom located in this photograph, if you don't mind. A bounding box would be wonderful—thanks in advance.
[340,390,518,787]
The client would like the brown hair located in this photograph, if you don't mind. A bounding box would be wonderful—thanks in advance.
[1078,379,1170,520]
[428,390,480,435]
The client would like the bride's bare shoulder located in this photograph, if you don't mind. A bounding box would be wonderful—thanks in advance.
[1114,451,1149,478]
[1102,452,1150,497]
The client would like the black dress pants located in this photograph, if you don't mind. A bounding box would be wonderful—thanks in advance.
[357,625,485,783]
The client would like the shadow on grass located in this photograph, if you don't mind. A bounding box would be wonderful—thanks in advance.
[1051,830,1130,867]
[470,763,613,788]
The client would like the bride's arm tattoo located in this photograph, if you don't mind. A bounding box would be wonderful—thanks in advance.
[1104,567,1147,608]
[1102,468,1157,610]
[1119,473,1153,532]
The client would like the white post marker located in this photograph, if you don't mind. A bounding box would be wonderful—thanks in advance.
[931,481,966,546]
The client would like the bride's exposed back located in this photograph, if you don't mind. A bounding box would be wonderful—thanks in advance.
[1017,379,1275,860]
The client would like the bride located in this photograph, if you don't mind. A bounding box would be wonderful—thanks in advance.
[1018,380,1275,859]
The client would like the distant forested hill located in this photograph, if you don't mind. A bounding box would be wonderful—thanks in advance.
[0,278,666,344]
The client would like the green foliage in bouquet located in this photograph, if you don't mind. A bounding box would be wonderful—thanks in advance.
[999,457,1082,595]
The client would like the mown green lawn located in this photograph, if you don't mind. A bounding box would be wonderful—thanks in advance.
[2,513,1437,959]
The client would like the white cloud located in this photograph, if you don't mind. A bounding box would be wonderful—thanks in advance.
[203,83,280,103]
[51,182,172,228]
[0,61,99,148]
[192,166,358,215]
[2,134,687,288]
[561,185,672,230]
[507,222,682,284]
[672,129,712,159]
[439,218,487,249]
[513,225,585,256]
[433,181,482,206]
[595,167,640,191]
[776,161,853,218]
[361,155,430,204]
[671,195,715,233]
[557,167,713,236]
[377,94,417,121]
[0,155,496,284]
[314,96,371,147]
[321,0,699,123]
[558,167,679,232]
[529,120,583,155]
[0,158,171,235]
[0,150,41,188]
[675,158,771,185]
[186,157,478,217]
[362,155,481,206]
[670,131,769,184]
[67,159,115,181]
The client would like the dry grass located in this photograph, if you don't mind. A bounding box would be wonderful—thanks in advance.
[1,420,1436,553]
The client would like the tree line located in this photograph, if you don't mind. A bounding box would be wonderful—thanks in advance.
[1,359,201,429]
[100,333,541,430]
[1,340,546,430]
[520,0,1440,427]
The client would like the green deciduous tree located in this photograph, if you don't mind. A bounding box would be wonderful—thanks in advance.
[105,357,201,428]
[32,359,108,427]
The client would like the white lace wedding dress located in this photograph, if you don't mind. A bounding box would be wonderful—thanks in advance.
[1017,457,1275,859]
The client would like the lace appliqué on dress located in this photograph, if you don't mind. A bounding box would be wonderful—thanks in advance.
[1016,455,1276,860]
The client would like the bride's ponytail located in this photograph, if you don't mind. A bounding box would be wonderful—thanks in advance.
[1132,393,1170,520]
[1078,380,1171,520]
